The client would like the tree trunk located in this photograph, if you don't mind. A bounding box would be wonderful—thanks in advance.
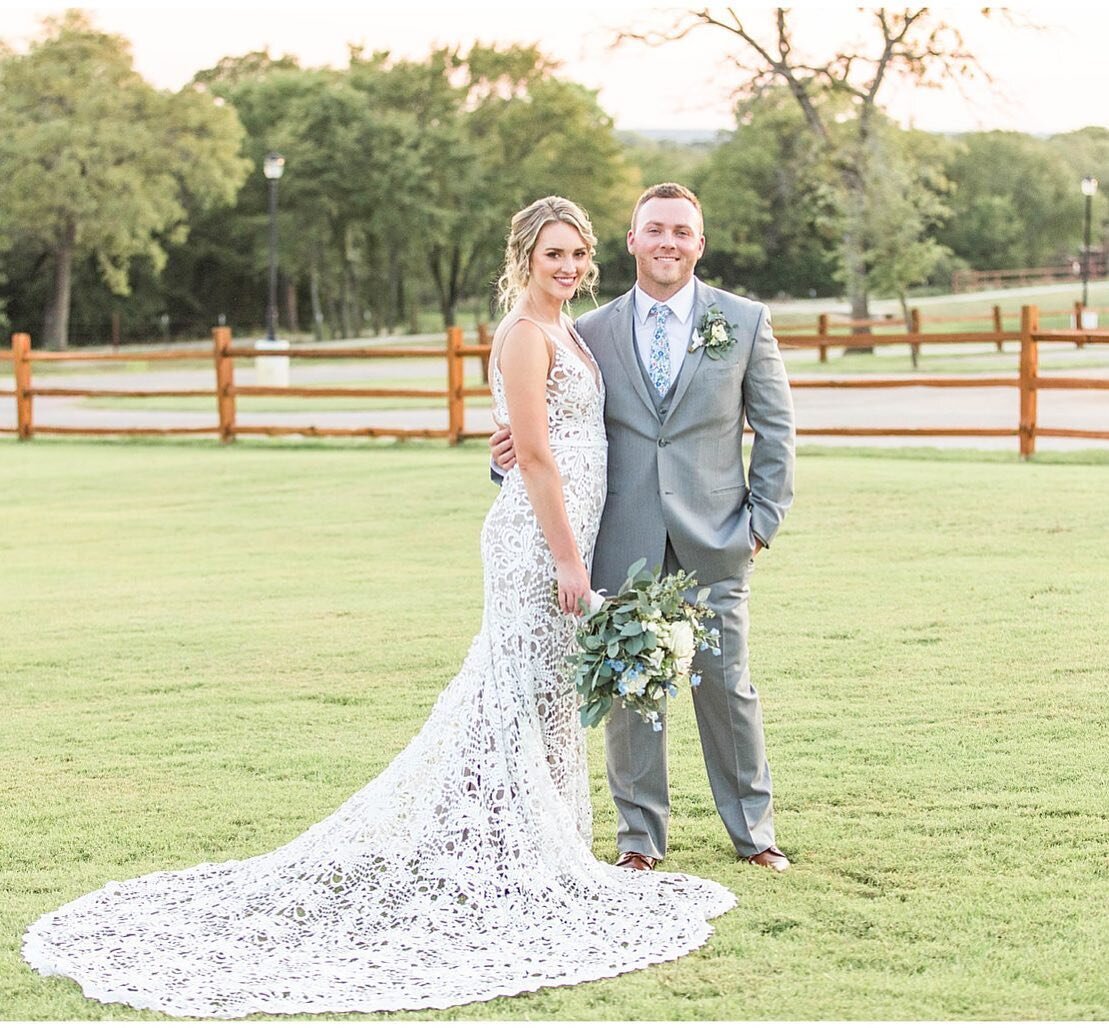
[327,295,344,340]
[428,243,467,328]
[341,257,362,339]
[337,265,351,340]
[284,278,300,335]
[841,214,873,353]
[393,264,406,337]
[387,253,403,335]
[428,247,453,328]
[42,220,77,350]
[309,263,326,341]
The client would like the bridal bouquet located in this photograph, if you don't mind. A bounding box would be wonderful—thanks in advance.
[570,559,719,731]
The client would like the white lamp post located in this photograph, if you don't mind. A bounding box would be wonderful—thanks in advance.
[263,152,285,340]
[257,153,289,386]
[1080,176,1098,310]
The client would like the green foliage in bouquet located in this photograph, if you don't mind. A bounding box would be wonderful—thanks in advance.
[569,559,719,730]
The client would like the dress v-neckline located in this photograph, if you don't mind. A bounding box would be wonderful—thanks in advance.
[513,315,602,393]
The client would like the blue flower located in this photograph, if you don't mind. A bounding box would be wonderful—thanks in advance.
[690,673,702,688]
[651,720,663,733]
[606,658,626,673]
[666,682,678,698]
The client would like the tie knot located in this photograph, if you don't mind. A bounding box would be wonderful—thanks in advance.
[649,303,671,323]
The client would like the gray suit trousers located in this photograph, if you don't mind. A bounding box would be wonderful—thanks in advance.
[604,542,775,859]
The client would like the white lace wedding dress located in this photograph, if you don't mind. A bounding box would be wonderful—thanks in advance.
[23,316,735,1018]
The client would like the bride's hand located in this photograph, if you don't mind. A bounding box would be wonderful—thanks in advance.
[555,558,591,616]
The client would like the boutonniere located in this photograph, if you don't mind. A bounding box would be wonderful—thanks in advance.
[689,306,737,359]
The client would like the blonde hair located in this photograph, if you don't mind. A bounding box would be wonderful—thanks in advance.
[496,196,599,311]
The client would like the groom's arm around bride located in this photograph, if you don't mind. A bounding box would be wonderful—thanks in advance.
[492,182,795,874]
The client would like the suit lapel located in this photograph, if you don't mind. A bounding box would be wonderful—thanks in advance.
[607,290,661,421]
[663,278,710,422]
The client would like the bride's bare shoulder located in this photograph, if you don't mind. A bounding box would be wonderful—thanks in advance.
[494,317,552,369]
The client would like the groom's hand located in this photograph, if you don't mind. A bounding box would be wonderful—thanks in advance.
[490,425,517,471]
[753,538,764,556]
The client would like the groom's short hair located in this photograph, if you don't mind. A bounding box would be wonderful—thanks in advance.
[631,183,703,231]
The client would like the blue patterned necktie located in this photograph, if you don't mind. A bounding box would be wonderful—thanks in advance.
[648,303,672,396]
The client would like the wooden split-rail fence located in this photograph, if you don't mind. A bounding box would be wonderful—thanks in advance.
[1,306,1107,458]
[778,301,1105,362]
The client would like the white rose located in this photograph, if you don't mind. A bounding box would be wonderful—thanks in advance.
[670,621,695,660]
[585,590,606,616]
[711,321,728,343]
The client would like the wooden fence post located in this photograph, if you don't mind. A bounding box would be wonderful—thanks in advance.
[817,313,829,363]
[992,305,1004,352]
[909,308,921,368]
[1074,301,1087,349]
[477,322,491,384]
[12,333,32,440]
[1019,305,1039,459]
[447,326,464,445]
[212,326,236,443]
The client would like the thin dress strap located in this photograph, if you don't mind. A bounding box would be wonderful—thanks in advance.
[513,315,600,391]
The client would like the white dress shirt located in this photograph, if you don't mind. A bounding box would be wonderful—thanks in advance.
[633,278,696,386]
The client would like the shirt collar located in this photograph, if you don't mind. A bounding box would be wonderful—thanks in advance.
[633,278,696,325]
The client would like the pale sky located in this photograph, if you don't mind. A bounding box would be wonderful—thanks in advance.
[1,2,1107,135]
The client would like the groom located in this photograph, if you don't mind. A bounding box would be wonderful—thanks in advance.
[494,182,795,872]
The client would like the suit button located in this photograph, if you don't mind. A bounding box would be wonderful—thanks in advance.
[658,438,668,447]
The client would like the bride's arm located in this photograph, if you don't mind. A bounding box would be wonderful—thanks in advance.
[499,321,591,616]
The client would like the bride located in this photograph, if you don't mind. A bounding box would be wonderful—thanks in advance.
[23,196,735,1018]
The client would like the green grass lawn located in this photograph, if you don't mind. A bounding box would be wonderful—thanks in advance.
[1,440,1107,1020]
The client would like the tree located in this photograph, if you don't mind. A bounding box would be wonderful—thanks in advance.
[622,7,984,321]
[693,88,840,298]
[862,126,952,340]
[185,44,635,336]
[367,44,637,326]
[0,11,250,347]
[937,132,1079,270]
[1051,127,1109,268]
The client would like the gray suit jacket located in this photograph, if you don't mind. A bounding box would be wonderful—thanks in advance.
[576,278,795,592]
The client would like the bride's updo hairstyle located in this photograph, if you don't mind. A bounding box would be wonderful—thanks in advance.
[496,196,599,312]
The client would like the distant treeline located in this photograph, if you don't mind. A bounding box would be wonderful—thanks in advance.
[1,11,1107,347]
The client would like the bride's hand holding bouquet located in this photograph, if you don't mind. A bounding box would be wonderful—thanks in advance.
[570,559,720,731]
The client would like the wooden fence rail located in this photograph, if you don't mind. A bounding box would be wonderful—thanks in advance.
[3,306,1107,457]
[780,303,1105,360]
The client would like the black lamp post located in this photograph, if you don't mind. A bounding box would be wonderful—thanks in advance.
[1081,176,1098,308]
[263,152,285,340]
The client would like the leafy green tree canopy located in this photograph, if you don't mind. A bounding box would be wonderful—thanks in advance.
[0,10,251,347]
